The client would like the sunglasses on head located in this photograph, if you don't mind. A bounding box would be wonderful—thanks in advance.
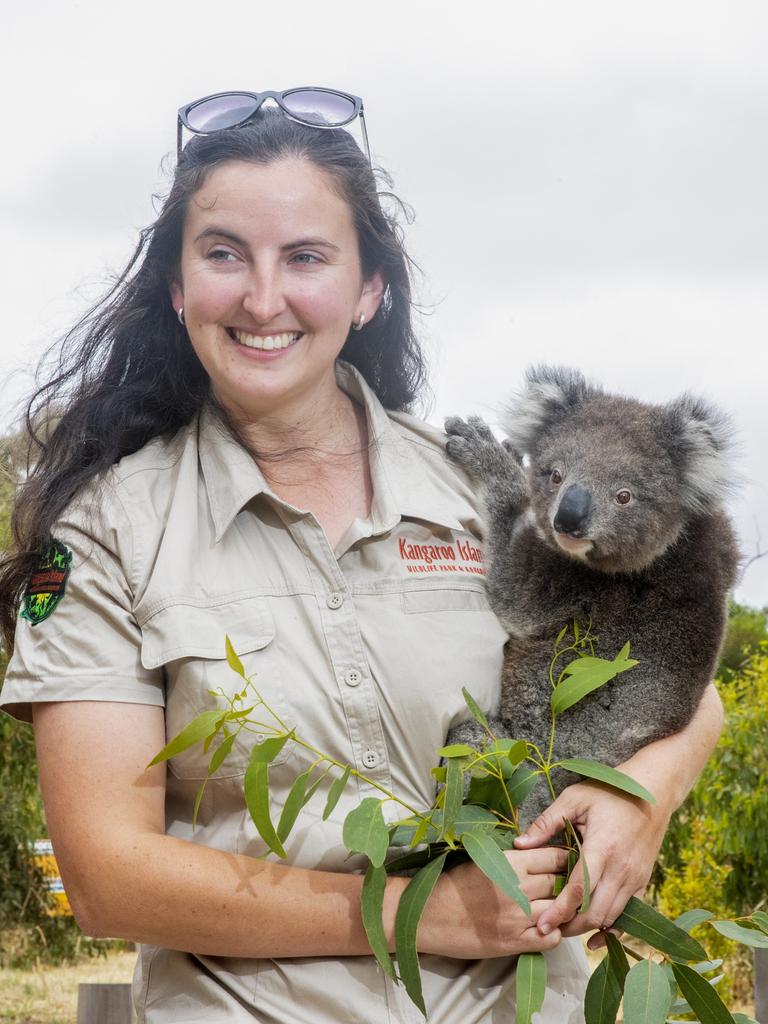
[177,88,370,161]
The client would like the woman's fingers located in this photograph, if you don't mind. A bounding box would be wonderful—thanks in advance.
[509,846,570,875]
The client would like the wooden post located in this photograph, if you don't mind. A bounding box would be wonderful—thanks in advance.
[755,948,768,1024]
[77,983,133,1024]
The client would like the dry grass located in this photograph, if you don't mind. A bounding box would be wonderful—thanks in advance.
[0,950,136,1024]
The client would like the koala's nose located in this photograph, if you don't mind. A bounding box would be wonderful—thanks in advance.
[554,485,592,536]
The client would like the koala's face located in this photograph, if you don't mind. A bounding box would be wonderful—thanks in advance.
[527,399,690,574]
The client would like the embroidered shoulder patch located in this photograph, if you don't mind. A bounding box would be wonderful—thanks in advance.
[20,540,73,625]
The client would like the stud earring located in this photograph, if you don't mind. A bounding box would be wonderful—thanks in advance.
[177,307,185,326]
[352,312,365,332]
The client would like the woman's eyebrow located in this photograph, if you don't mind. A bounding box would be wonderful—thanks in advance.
[281,237,341,253]
[193,227,248,246]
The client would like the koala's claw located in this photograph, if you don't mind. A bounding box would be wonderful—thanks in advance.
[445,415,517,484]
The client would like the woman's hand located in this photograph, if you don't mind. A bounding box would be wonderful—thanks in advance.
[416,846,569,959]
[513,781,671,942]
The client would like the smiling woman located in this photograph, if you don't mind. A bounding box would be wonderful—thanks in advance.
[0,96,723,1024]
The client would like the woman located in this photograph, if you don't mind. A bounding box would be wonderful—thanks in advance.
[0,91,723,1023]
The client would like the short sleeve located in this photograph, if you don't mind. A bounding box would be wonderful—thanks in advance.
[0,478,165,723]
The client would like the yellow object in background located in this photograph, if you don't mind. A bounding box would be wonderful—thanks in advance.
[31,838,72,916]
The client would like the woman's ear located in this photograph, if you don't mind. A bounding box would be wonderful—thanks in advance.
[169,281,184,316]
[360,271,385,321]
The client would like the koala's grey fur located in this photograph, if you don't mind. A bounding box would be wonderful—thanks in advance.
[445,366,740,824]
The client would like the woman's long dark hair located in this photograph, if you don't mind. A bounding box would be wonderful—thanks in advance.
[0,110,427,650]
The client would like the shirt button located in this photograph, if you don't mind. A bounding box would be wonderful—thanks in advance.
[362,750,379,769]
[344,669,362,687]
[327,591,344,610]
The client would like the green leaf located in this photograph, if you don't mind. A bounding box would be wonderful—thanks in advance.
[504,763,542,809]
[584,955,622,1024]
[343,798,389,868]
[361,862,395,979]
[462,830,531,915]
[557,759,657,804]
[552,656,638,714]
[243,759,287,858]
[555,624,569,646]
[191,777,209,829]
[302,768,330,807]
[604,932,629,988]
[225,634,247,679]
[732,1014,759,1024]
[614,897,707,962]
[323,764,352,821]
[615,640,632,662]
[438,743,477,758]
[564,818,591,914]
[710,920,768,947]
[462,687,491,732]
[208,732,235,774]
[277,770,311,842]
[670,962,736,1023]
[674,908,715,932]
[751,910,768,935]
[515,952,547,1024]
[249,732,292,764]
[147,710,222,766]
[442,758,463,835]
[622,959,672,1024]
[394,851,449,1016]
[431,765,447,783]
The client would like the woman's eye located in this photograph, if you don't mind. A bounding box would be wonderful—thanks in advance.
[207,248,239,263]
[289,252,321,265]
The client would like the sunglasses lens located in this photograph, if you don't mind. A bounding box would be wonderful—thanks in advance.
[282,90,357,126]
[186,94,259,132]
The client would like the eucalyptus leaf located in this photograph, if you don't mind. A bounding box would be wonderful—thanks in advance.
[504,763,541,810]
[394,851,449,1016]
[277,770,311,842]
[584,955,622,1024]
[732,1014,759,1023]
[515,952,547,1024]
[361,862,395,979]
[442,758,463,835]
[438,743,477,758]
[462,686,491,732]
[552,656,638,715]
[670,962,736,1023]
[462,830,531,915]
[614,897,707,962]
[225,634,247,679]
[431,765,447,783]
[623,959,672,1024]
[249,731,293,764]
[148,709,222,766]
[751,910,768,935]
[323,764,352,821]
[208,732,235,774]
[557,759,656,804]
[343,798,389,868]
[692,960,723,974]
[674,908,715,933]
[604,932,630,988]
[710,920,768,947]
[565,818,591,914]
[243,759,287,858]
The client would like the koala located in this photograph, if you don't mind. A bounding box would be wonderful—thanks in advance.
[445,366,740,825]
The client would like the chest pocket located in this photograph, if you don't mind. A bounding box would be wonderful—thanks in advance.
[140,596,295,780]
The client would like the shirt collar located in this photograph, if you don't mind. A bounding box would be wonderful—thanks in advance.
[199,361,467,542]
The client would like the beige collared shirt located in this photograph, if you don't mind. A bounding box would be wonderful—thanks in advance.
[2,362,588,1023]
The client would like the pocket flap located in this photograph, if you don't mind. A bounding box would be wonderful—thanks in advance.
[140,597,275,669]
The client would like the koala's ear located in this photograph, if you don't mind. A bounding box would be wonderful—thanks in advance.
[503,365,599,454]
[661,395,738,512]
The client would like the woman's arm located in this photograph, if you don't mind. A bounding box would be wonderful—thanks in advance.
[514,682,724,938]
[34,700,565,959]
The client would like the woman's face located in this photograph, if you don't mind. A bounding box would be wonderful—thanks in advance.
[170,157,383,421]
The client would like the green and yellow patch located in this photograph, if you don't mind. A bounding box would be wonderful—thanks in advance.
[20,540,73,626]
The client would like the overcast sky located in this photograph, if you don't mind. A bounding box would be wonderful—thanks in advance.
[1,0,766,605]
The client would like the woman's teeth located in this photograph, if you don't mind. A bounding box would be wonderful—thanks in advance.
[232,329,301,350]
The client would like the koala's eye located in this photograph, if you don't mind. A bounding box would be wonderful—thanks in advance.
[550,469,563,485]
[615,489,632,505]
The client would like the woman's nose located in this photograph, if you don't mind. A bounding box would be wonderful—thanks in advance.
[241,267,287,323]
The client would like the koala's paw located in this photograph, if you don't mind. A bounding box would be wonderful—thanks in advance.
[445,416,516,484]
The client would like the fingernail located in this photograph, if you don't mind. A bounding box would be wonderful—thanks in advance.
[539,922,551,935]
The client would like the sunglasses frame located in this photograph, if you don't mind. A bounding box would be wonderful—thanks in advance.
[176,87,370,161]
